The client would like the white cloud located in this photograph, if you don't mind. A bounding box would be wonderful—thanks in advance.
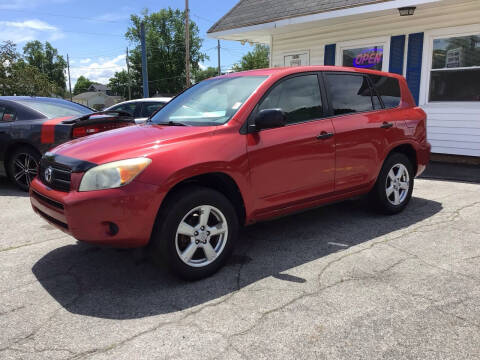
[80,58,91,64]
[92,6,133,23]
[199,63,207,71]
[70,54,126,86]
[92,12,129,22]
[0,19,64,43]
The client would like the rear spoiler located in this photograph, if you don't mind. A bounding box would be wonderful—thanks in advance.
[61,110,135,126]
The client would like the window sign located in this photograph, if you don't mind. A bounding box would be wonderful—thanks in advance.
[284,52,309,67]
[429,34,480,102]
[342,46,383,70]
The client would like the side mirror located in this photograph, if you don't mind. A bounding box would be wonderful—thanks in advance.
[253,109,287,132]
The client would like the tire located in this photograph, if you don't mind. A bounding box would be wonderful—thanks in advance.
[7,146,41,192]
[150,186,239,280]
[369,153,414,215]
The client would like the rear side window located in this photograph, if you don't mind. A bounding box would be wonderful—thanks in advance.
[0,105,16,122]
[258,74,323,125]
[141,102,165,117]
[325,74,374,115]
[369,75,401,108]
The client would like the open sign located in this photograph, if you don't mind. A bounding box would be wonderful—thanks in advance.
[353,48,383,69]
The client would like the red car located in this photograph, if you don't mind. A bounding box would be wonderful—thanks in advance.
[30,66,430,280]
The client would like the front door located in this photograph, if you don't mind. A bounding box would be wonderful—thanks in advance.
[247,73,336,212]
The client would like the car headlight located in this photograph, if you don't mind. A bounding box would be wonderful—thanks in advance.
[79,158,152,192]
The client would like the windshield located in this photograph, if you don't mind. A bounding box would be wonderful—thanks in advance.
[16,99,92,118]
[150,76,268,126]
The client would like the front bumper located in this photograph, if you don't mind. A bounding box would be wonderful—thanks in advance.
[30,177,164,248]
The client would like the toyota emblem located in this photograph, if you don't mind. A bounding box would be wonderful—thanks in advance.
[44,166,53,183]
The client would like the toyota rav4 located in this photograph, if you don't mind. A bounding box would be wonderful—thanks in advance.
[30,66,430,280]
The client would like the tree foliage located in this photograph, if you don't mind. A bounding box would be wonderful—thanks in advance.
[108,70,130,97]
[23,40,67,93]
[0,41,58,96]
[232,44,269,72]
[124,8,207,97]
[194,66,219,83]
[73,75,93,95]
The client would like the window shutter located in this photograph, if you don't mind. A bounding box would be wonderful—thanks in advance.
[406,32,424,105]
[324,44,336,66]
[389,35,406,75]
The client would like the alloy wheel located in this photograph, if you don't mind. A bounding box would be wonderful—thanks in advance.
[175,205,229,268]
[385,163,410,206]
[13,153,39,188]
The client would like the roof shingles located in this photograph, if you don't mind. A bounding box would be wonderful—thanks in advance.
[208,0,391,33]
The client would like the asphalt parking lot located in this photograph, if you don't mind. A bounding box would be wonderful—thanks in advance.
[1,176,479,360]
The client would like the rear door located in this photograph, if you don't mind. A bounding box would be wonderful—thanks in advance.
[247,73,335,212]
[323,72,394,192]
[0,102,15,167]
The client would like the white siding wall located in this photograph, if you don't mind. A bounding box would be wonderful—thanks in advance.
[270,0,480,157]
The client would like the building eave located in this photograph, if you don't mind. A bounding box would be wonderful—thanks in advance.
[207,0,441,40]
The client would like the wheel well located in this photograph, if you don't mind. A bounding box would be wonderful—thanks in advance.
[4,142,41,174]
[162,173,246,225]
[388,144,418,174]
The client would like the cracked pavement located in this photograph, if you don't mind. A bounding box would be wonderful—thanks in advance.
[0,176,479,359]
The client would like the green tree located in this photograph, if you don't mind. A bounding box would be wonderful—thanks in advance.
[23,40,67,94]
[73,75,93,95]
[125,8,207,96]
[108,70,130,97]
[194,66,218,82]
[0,41,57,96]
[232,44,269,72]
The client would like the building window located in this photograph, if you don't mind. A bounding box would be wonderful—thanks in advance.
[429,34,480,102]
[342,46,384,70]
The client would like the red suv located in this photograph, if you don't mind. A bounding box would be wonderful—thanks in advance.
[30,66,430,280]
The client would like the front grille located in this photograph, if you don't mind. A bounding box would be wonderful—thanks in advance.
[39,159,72,192]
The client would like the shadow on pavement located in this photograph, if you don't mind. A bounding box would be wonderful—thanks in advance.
[0,176,29,197]
[32,196,442,319]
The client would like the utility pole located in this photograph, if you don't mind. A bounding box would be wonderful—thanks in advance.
[185,0,190,88]
[217,40,221,76]
[140,22,149,98]
[67,54,72,101]
[126,47,132,100]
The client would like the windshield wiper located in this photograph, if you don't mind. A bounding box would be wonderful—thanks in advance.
[162,120,189,126]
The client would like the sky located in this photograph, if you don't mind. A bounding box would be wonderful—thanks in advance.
[0,0,253,86]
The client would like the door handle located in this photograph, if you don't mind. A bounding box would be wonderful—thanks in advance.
[316,131,334,140]
[381,122,394,129]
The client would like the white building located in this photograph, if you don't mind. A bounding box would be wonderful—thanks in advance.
[208,0,480,157]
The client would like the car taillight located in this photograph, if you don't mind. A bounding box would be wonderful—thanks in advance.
[72,122,130,139]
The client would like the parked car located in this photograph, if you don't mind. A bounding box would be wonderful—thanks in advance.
[30,66,430,280]
[0,96,135,191]
[105,97,172,124]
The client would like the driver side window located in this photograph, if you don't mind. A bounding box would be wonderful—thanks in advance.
[258,74,323,125]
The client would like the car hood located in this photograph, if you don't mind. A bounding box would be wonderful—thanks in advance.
[52,124,216,165]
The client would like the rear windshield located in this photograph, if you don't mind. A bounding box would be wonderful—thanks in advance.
[16,99,92,118]
[369,75,401,108]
